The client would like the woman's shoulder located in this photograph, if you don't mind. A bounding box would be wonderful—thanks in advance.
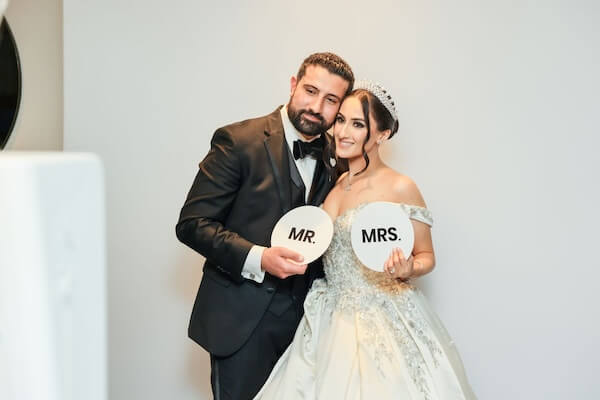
[379,168,426,207]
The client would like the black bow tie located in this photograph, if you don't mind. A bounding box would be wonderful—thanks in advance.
[293,137,323,160]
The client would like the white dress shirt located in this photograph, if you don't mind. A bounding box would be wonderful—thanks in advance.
[240,105,320,283]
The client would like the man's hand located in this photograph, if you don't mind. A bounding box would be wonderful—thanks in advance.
[261,247,307,279]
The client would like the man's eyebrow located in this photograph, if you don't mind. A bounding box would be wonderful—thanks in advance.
[303,84,342,102]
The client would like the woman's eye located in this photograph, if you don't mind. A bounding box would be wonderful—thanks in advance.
[335,116,344,123]
[353,122,365,128]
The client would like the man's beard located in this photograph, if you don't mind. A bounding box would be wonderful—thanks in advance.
[287,103,330,137]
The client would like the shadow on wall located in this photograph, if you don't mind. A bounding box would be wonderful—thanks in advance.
[172,246,212,398]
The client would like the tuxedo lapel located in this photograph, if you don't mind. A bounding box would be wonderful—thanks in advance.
[263,108,292,214]
[308,159,332,206]
[287,146,306,202]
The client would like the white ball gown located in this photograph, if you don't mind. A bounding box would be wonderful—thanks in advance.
[254,203,476,399]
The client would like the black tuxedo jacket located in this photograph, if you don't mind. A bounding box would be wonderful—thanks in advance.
[176,107,333,357]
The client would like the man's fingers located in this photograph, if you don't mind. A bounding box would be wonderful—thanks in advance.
[276,247,305,263]
[286,262,308,275]
[262,247,310,279]
[275,262,307,279]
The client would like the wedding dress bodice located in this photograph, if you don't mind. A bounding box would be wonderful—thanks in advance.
[322,202,434,304]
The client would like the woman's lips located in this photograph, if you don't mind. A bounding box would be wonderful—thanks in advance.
[337,140,355,148]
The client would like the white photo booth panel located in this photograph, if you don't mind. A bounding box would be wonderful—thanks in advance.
[0,152,107,400]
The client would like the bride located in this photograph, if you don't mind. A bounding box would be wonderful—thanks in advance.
[254,81,476,399]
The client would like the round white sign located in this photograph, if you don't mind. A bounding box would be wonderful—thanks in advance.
[350,202,414,272]
[271,206,334,264]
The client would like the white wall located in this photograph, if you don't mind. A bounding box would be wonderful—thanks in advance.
[4,0,63,151]
[63,1,600,399]
[0,1,7,22]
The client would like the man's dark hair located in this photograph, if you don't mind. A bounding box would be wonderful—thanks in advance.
[296,52,354,96]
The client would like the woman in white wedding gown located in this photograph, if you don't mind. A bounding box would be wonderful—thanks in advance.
[254,81,476,399]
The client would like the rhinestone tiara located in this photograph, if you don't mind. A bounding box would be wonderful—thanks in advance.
[353,80,398,122]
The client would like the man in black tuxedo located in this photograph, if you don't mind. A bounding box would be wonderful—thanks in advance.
[176,52,353,400]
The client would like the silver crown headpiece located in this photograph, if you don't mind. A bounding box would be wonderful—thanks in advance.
[353,80,398,122]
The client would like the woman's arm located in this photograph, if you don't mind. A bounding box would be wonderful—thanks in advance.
[383,174,436,279]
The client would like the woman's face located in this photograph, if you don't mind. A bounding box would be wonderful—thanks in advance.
[333,95,379,160]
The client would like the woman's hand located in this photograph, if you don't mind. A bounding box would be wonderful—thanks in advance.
[383,248,413,280]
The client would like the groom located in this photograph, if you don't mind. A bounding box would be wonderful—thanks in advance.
[176,52,353,399]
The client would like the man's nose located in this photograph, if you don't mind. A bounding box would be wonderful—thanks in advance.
[308,96,325,114]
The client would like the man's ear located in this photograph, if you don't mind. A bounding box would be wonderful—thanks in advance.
[290,75,298,97]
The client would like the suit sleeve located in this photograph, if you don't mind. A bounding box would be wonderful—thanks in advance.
[175,128,253,283]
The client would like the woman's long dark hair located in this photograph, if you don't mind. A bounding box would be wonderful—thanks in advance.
[323,89,399,181]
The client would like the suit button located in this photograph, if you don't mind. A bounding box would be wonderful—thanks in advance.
[266,287,275,293]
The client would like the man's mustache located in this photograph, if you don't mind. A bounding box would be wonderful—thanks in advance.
[300,110,324,123]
